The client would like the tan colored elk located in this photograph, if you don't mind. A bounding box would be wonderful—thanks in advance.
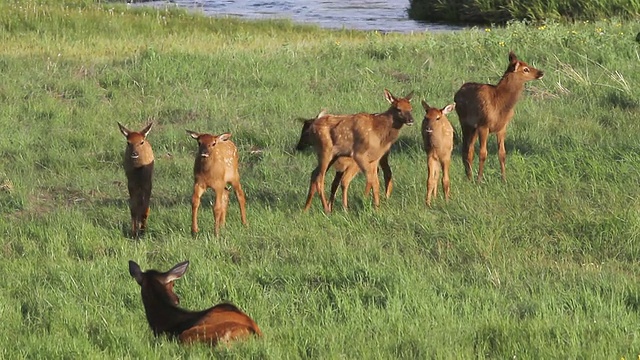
[118,122,154,238]
[296,110,393,212]
[421,101,455,206]
[187,130,247,236]
[128,260,262,346]
[306,89,414,213]
[454,51,544,182]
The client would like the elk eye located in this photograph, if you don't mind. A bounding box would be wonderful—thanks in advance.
[436,116,441,120]
[140,141,145,145]
[523,67,530,73]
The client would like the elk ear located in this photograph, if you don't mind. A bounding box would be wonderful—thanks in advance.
[404,91,414,101]
[421,100,430,111]
[141,122,153,138]
[118,123,131,137]
[164,261,189,284]
[508,51,518,64]
[186,130,200,140]
[384,89,395,104]
[129,260,144,285]
[442,104,455,115]
[218,133,232,142]
[317,109,327,118]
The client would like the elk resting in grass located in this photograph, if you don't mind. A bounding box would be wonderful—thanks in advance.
[129,260,262,346]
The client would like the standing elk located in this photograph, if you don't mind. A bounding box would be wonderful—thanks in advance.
[306,89,414,213]
[295,110,393,212]
[421,101,455,206]
[128,260,262,346]
[187,130,247,236]
[454,51,544,182]
[118,122,154,238]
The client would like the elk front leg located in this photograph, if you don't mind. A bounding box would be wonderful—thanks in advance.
[191,184,206,236]
[442,158,451,202]
[329,170,344,213]
[303,166,319,211]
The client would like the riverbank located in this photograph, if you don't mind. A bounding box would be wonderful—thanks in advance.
[1,1,639,358]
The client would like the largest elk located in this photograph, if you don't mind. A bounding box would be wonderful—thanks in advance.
[306,89,414,213]
[454,51,543,182]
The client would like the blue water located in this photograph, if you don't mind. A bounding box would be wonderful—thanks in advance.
[131,0,462,33]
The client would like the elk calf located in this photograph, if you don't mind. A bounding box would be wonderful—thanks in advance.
[307,89,414,213]
[421,101,455,206]
[118,122,154,238]
[454,51,543,182]
[187,130,247,236]
[295,111,393,212]
[128,260,262,346]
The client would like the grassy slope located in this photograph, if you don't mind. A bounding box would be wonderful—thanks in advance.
[1,1,640,358]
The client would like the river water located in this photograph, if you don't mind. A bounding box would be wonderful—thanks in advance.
[132,0,462,33]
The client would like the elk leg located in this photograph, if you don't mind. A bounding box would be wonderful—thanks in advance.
[476,127,490,182]
[329,170,344,213]
[340,165,359,211]
[379,152,393,198]
[303,166,320,211]
[213,187,226,237]
[461,125,478,181]
[232,180,248,226]
[191,184,206,235]
[315,154,337,213]
[496,129,507,182]
[442,158,451,202]
[426,156,439,206]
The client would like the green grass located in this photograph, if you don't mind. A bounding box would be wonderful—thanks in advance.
[1,0,640,358]
[408,0,640,24]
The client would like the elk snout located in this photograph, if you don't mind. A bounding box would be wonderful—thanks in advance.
[536,70,544,79]
[405,113,415,126]
[130,150,140,159]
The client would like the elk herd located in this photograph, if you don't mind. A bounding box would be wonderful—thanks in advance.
[123,51,543,347]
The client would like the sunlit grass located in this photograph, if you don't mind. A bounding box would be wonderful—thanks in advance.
[0,0,639,358]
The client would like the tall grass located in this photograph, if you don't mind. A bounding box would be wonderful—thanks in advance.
[408,0,640,24]
[1,0,640,358]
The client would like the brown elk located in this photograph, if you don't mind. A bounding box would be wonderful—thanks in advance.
[454,51,544,182]
[306,89,414,213]
[128,260,262,346]
[118,122,154,238]
[421,101,455,206]
[187,130,247,236]
[295,110,393,212]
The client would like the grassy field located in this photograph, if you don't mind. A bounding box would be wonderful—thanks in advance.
[1,1,640,358]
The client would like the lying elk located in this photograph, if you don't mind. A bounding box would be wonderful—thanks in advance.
[118,122,154,238]
[296,110,393,212]
[454,51,543,182]
[421,101,455,206]
[187,130,247,236]
[128,260,262,346]
[307,89,414,213]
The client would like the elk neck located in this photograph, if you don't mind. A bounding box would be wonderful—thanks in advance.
[140,279,208,338]
[493,71,527,114]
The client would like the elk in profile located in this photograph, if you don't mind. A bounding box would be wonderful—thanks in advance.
[295,110,393,212]
[454,51,544,182]
[421,101,455,206]
[306,89,414,213]
[187,130,247,236]
[118,122,154,238]
[128,260,262,346]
